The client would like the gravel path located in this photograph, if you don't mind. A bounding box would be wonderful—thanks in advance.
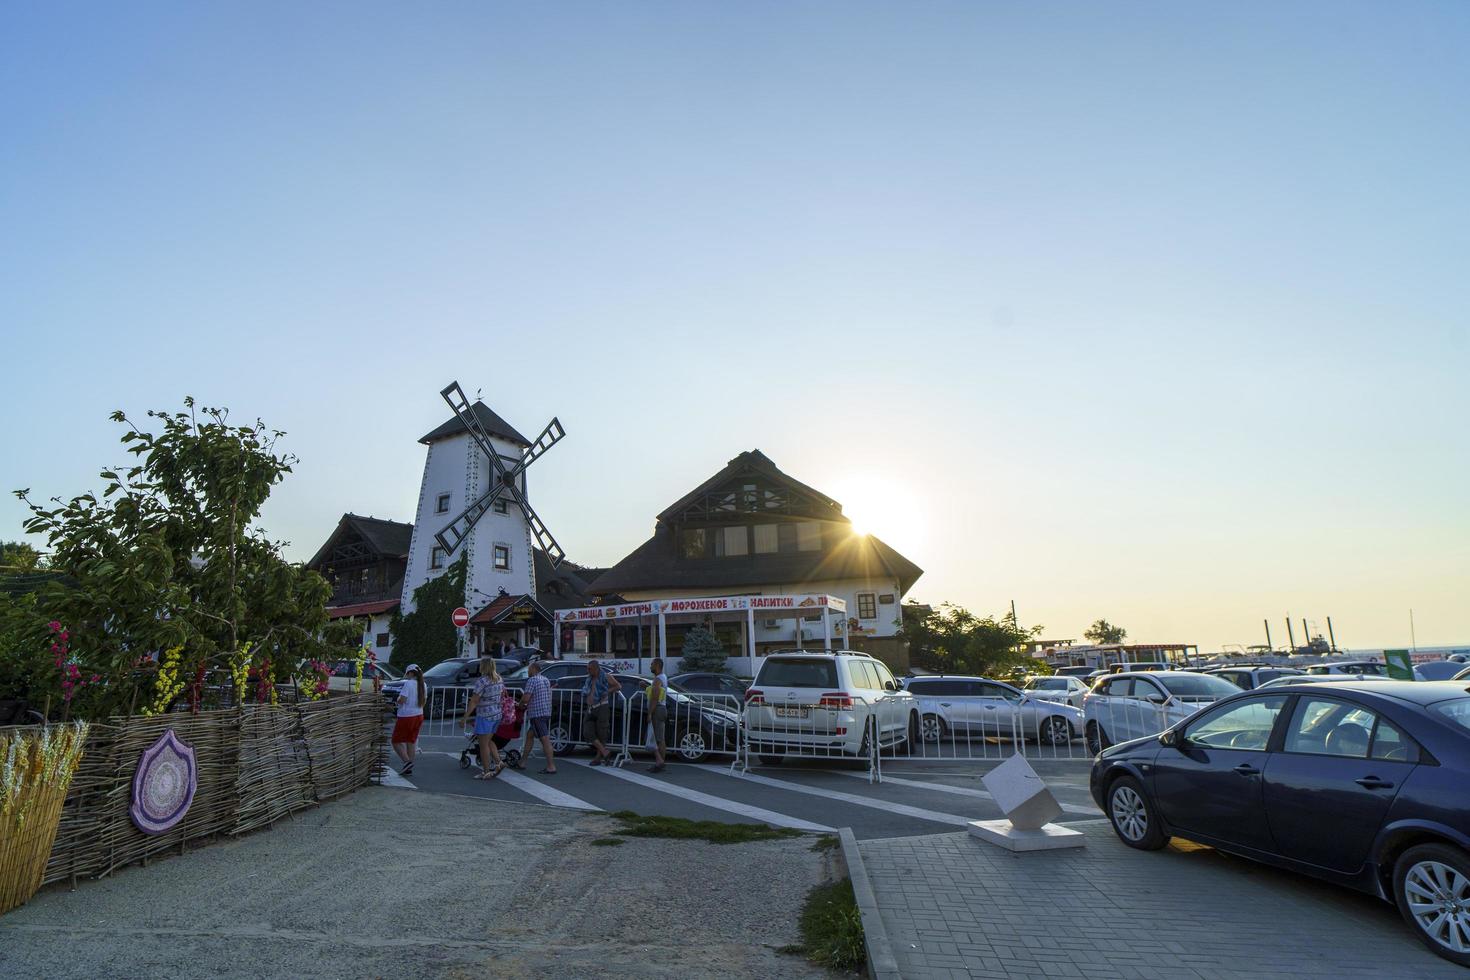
[0,787,844,979]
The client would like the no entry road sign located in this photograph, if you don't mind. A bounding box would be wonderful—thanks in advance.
[451,607,470,628]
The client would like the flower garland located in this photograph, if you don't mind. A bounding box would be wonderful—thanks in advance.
[229,642,254,704]
[144,646,187,716]
[351,646,370,693]
[48,621,100,709]
[298,659,330,701]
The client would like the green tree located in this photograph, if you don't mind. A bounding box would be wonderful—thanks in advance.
[899,602,1042,677]
[1083,619,1127,645]
[0,541,43,570]
[387,552,467,671]
[677,624,727,673]
[4,398,357,719]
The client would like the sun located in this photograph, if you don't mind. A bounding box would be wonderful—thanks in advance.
[828,474,924,548]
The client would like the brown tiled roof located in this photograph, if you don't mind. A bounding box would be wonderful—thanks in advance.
[589,525,922,596]
[327,598,400,618]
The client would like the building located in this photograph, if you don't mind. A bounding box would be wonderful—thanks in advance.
[306,513,413,656]
[401,400,540,622]
[588,450,923,671]
[307,399,595,659]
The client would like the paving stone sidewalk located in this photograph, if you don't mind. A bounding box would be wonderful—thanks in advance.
[858,819,1463,979]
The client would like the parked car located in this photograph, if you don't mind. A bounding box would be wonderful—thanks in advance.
[1207,665,1304,691]
[1257,673,1396,690]
[743,651,918,764]
[1108,661,1170,674]
[1090,680,1470,967]
[383,657,518,716]
[669,671,749,704]
[1306,660,1388,676]
[1083,671,1241,753]
[504,659,588,692]
[1052,665,1099,680]
[495,646,545,668]
[327,659,400,693]
[1414,661,1467,681]
[1022,675,1090,709]
[903,675,1083,745]
[1455,666,1470,682]
[542,674,739,762]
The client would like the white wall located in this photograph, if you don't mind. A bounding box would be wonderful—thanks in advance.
[400,429,537,617]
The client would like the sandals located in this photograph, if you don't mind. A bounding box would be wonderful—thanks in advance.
[400,762,414,776]
[539,768,557,775]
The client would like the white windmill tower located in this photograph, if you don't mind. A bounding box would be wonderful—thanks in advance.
[399,383,566,640]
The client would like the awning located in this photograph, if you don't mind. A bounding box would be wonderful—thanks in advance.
[326,599,400,619]
[470,593,553,628]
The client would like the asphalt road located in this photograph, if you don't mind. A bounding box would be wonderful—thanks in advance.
[396,734,1102,839]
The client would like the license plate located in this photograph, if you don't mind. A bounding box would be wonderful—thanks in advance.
[774,705,810,719]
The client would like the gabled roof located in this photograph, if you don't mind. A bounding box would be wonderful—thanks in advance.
[469,592,552,627]
[657,450,844,524]
[419,401,531,448]
[306,514,414,568]
[588,525,923,597]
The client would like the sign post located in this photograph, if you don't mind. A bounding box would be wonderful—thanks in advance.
[452,607,470,657]
[1383,649,1414,680]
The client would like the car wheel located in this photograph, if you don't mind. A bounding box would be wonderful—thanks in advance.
[1394,842,1470,966]
[548,723,573,756]
[1039,716,1072,745]
[921,713,948,743]
[757,755,784,766]
[1085,721,1111,755]
[675,730,708,763]
[1106,775,1166,850]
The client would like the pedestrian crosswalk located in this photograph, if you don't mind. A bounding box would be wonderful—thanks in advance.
[383,744,1101,839]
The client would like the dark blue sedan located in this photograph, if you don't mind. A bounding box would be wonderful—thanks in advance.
[1090,680,1470,967]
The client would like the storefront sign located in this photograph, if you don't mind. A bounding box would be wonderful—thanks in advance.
[555,594,846,623]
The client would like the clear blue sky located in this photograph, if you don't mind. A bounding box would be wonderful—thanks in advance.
[3,2,1467,652]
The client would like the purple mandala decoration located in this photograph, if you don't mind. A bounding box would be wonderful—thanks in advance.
[130,729,197,835]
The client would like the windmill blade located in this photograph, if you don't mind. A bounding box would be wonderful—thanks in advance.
[440,381,503,465]
[434,480,510,558]
[433,381,567,565]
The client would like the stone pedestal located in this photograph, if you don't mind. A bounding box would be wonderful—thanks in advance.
[968,818,1086,851]
[971,753,1085,851]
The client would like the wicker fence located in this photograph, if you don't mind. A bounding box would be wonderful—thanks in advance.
[37,692,385,887]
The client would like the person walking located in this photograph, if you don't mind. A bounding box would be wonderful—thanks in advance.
[517,660,557,774]
[461,657,506,780]
[647,657,669,774]
[581,658,621,766]
[392,664,425,776]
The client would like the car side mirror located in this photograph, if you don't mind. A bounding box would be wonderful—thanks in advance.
[1159,729,1180,748]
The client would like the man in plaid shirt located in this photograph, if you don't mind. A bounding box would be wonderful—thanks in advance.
[517,660,557,774]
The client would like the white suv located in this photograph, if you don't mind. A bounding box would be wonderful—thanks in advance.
[1083,671,1241,753]
[745,651,918,764]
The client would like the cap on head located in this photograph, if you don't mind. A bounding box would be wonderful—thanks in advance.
[406,664,421,674]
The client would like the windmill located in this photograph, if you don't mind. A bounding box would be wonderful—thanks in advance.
[432,381,567,567]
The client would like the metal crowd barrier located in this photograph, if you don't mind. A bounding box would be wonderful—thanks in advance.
[619,689,744,766]
[738,692,888,782]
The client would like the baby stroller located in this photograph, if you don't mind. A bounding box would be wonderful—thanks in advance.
[459,693,524,771]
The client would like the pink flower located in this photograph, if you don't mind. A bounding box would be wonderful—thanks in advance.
[90,674,100,683]
[48,621,61,631]
[60,631,69,641]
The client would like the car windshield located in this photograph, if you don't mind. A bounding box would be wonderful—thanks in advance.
[1431,698,1470,733]
[1157,674,1241,697]
[758,658,838,688]
[425,661,467,680]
